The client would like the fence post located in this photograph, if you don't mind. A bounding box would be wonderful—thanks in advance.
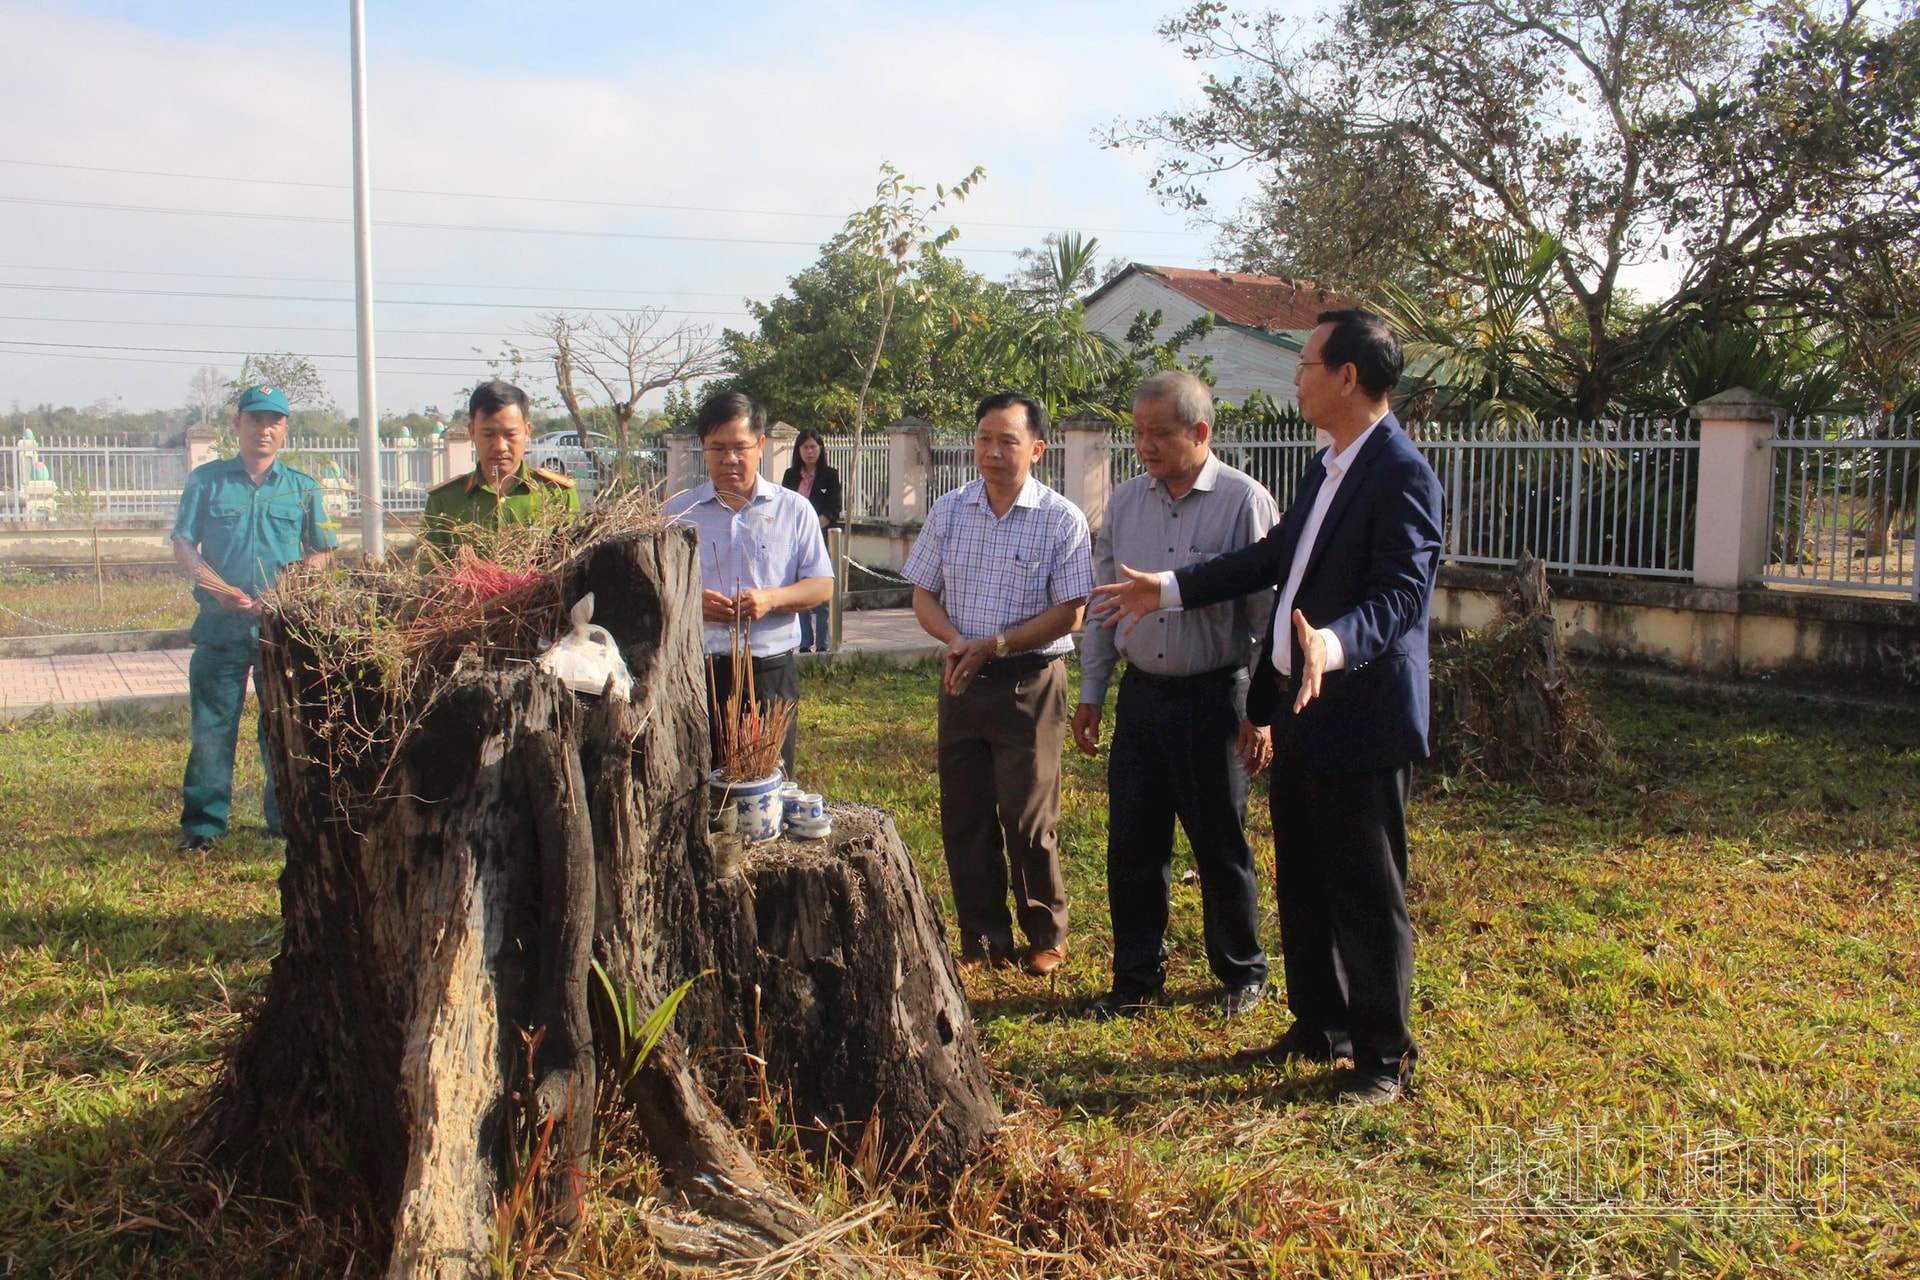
[443,423,473,483]
[1690,387,1779,589]
[184,422,220,473]
[665,428,701,496]
[889,416,931,525]
[761,420,798,485]
[1060,410,1112,530]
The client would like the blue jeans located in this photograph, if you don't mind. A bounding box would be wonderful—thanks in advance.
[181,640,281,838]
[797,603,832,652]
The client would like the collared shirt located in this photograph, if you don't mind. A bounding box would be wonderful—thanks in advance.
[1080,453,1278,705]
[420,462,580,551]
[664,475,833,657]
[1267,418,1382,676]
[902,475,1094,658]
[171,456,338,645]
[1162,417,1385,676]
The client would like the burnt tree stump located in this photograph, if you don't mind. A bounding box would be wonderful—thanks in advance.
[188,527,999,1277]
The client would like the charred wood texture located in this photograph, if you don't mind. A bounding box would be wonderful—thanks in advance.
[188,527,997,1277]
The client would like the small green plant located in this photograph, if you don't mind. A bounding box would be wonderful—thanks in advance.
[588,962,706,1092]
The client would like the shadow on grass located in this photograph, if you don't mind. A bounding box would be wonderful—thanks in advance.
[0,703,193,741]
[0,903,278,957]
[0,1094,359,1279]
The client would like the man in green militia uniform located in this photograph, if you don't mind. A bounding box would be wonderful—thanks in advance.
[421,380,578,552]
[171,384,337,851]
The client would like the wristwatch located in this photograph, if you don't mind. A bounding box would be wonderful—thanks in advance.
[993,633,1009,658]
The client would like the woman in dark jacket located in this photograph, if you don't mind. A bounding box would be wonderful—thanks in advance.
[780,428,841,652]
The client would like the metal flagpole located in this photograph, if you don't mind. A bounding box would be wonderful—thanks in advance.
[349,0,383,559]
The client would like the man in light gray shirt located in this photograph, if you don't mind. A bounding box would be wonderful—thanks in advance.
[1072,370,1280,1019]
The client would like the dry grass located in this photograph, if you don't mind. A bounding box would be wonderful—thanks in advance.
[2,667,1917,1278]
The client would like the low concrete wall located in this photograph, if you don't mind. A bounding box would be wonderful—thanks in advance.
[0,520,417,567]
[1436,568,1920,688]
[0,628,190,659]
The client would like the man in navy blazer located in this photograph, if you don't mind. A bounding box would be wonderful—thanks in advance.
[1093,309,1444,1104]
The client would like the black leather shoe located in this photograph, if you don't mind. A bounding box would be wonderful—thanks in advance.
[1234,1022,1351,1064]
[1081,988,1160,1022]
[175,833,217,852]
[1220,982,1266,1016]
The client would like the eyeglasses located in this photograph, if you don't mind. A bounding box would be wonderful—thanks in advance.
[1296,360,1329,370]
[703,443,761,457]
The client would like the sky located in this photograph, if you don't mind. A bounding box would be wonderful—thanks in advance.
[0,0,1280,418]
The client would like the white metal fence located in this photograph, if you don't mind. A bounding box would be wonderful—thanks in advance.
[1760,414,1919,600]
[928,442,1064,503]
[3,436,187,522]
[1415,418,1698,578]
[821,437,891,520]
[1103,418,1700,579]
[277,439,448,517]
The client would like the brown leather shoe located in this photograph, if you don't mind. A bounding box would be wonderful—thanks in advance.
[1022,946,1066,977]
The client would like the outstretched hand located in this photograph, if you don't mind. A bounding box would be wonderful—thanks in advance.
[1291,609,1327,713]
[1087,564,1163,637]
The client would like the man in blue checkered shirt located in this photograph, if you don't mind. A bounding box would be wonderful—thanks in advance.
[903,392,1094,979]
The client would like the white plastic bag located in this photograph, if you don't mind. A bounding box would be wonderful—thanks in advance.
[536,593,632,700]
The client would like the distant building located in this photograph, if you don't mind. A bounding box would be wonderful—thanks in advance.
[1083,265,1360,410]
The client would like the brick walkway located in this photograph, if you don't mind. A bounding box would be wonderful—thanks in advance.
[0,610,940,717]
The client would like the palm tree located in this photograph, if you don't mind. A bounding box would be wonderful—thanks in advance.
[984,232,1126,422]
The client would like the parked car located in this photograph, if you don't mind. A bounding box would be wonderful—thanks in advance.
[527,432,667,485]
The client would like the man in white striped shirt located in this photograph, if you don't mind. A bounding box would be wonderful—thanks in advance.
[904,392,1094,978]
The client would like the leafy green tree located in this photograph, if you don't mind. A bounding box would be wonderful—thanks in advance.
[721,241,1018,439]
[230,352,334,415]
[1115,0,1920,413]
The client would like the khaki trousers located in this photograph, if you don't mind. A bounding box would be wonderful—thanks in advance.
[935,658,1070,951]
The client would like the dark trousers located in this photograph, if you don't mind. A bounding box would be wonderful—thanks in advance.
[706,649,800,778]
[936,658,1069,951]
[1106,668,1267,997]
[181,640,280,838]
[1269,712,1416,1081]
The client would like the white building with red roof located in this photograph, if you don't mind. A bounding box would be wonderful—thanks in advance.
[1083,265,1360,410]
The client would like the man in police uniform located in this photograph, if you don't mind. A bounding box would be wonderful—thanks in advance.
[171,384,337,851]
[421,380,578,551]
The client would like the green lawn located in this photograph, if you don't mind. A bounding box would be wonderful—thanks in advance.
[2,665,1916,1277]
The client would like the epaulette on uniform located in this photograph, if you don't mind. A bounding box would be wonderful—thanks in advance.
[428,472,474,495]
[531,466,577,489]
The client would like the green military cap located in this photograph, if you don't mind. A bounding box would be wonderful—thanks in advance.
[236,384,292,416]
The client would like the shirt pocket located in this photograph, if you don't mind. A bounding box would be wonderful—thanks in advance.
[264,503,305,548]
[1014,553,1053,610]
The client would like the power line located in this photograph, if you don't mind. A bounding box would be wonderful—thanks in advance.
[0,156,1208,238]
[0,280,748,314]
[0,261,756,301]
[0,313,522,339]
[0,338,487,366]
[0,346,466,376]
[0,193,849,248]
[0,193,1038,256]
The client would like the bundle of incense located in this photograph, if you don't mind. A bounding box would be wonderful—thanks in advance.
[710,593,795,782]
[443,546,547,603]
[193,563,250,605]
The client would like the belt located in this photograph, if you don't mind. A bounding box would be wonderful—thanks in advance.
[1123,664,1245,693]
[976,651,1060,679]
[710,649,795,670]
